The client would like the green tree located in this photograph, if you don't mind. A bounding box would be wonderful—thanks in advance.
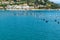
[26,0,30,5]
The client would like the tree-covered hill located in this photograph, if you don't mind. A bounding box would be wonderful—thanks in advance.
[0,0,60,9]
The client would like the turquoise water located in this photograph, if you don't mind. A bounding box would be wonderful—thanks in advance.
[0,10,60,40]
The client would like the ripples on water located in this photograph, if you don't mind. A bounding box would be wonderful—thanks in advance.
[1,10,60,23]
[0,10,60,40]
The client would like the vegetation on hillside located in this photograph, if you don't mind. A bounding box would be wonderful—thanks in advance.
[0,0,60,9]
[20,0,60,9]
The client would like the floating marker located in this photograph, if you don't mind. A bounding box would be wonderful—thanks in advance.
[54,20,57,22]
[57,22,59,24]
[43,19,45,21]
[45,20,48,23]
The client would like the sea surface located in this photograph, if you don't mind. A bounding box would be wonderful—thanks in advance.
[0,10,60,40]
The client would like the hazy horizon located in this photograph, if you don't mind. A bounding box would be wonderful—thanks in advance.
[49,0,60,4]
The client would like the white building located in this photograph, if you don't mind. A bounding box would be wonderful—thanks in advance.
[6,5,30,10]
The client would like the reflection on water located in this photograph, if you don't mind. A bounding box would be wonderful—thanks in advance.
[0,10,60,40]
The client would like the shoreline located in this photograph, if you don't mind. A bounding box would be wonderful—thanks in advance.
[0,9,60,11]
[5,9,60,11]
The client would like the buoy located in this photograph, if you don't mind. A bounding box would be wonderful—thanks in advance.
[43,19,45,21]
[45,20,48,23]
[57,22,59,24]
[54,20,57,22]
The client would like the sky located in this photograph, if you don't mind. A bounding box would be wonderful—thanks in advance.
[49,0,60,4]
